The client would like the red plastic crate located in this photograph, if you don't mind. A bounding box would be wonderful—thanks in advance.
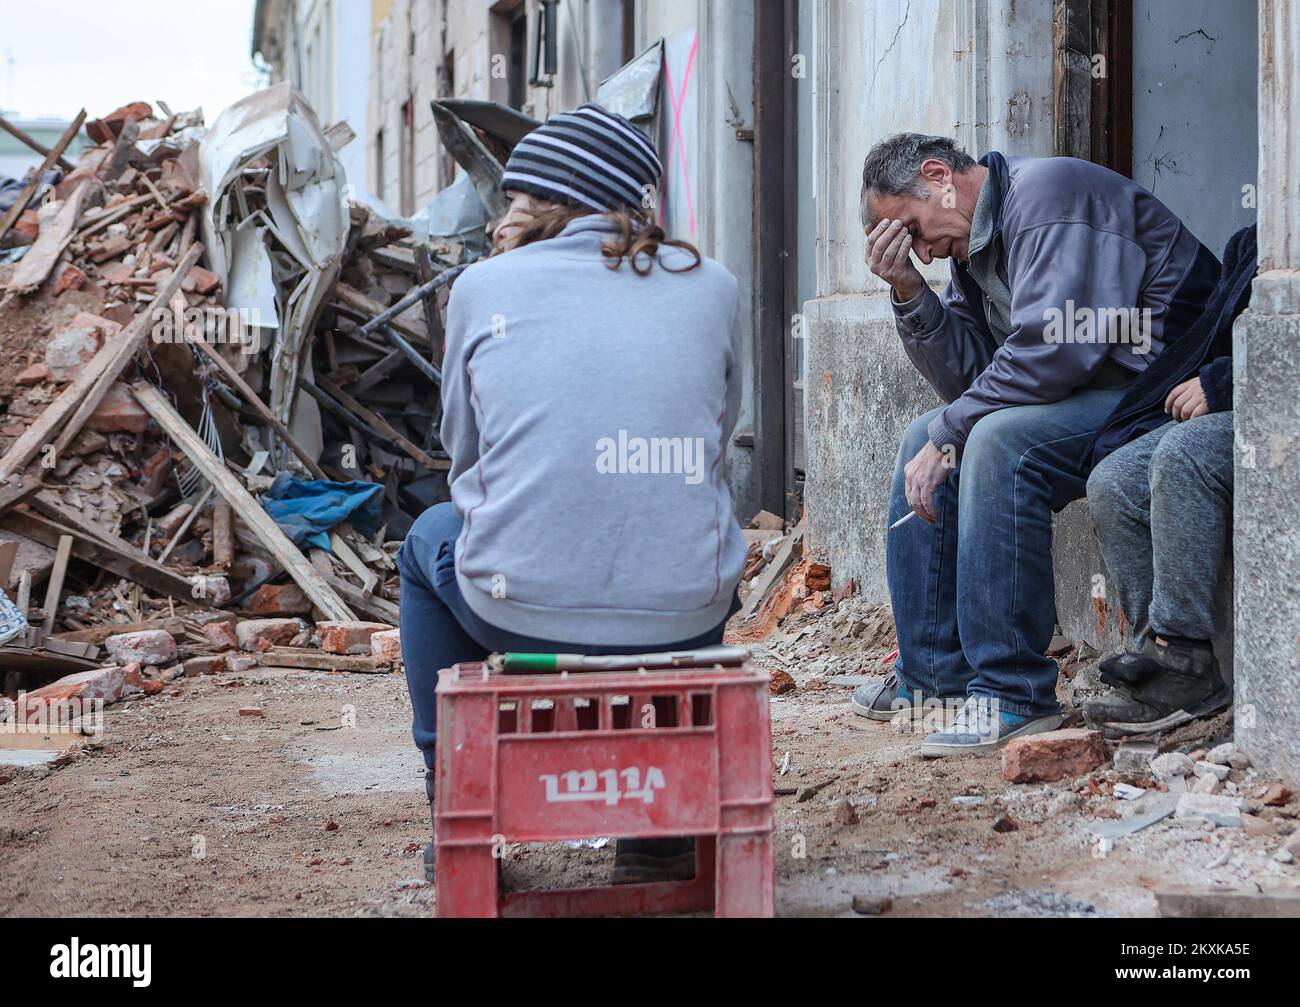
[434,656,774,917]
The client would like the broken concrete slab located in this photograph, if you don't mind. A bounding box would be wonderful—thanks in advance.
[1174,791,1245,828]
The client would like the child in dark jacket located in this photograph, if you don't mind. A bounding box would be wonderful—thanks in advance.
[1082,225,1256,736]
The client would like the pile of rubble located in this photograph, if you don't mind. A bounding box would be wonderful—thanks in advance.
[0,87,500,719]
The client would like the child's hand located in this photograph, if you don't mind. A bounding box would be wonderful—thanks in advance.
[1164,376,1208,421]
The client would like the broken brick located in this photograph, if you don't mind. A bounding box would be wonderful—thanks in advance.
[245,583,312,616]
[16,362,50,386]
[182,265,221,295]
[184,655,227,677]
[105,629,177,666]
[202,621,239,651]
[769,668,797,695]
[370,628,402,662]
[18,665,139,725]
[86,381,150,434]
[13,209,39,242]
[236,618,308,652]
[318,621,393,656]
[51,261,88,296]
[1001,728,1108,784]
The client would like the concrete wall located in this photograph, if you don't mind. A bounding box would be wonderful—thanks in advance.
[1234,1,1299,784]
[1131,0,1258,255]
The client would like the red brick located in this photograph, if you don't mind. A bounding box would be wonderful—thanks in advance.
[182,265,221,295]
[52,262,88,295]
[184,655,227,677]
[16,363,50,386]
[87,381,149,433]
[13,209,39,242]
[1001,728,1108,784]
[370,629,402,661]
[18,665,141,725]
[236,618,308,652]
[318,621,394,656]
[202,620,239,651]
[85,102,153,143]
[245,583,312,616]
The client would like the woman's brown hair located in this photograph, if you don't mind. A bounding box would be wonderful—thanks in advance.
[506,203,702,275]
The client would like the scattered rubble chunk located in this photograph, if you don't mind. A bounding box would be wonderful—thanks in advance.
[1175,792,1244,828]
[1113,741,1158,775]
[1150,751,1195,783]
[105,629,177,666]
[318,620,393,656]
[851,895,892,915]
[1001,728,1107,783]
[237,619,308,652]
[768,668,796,695]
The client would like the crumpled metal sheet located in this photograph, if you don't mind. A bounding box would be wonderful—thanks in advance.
[198,82,347,469]
[596,39,664,125]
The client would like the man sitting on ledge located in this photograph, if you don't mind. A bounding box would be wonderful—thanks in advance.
[849,133,1219,756]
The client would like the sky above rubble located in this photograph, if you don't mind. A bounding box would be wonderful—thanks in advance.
[1,0,261,122]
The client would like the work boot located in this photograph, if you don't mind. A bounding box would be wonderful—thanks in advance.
[423,767,436,884]
[1083,635,1230,738]
[612,837,696,884]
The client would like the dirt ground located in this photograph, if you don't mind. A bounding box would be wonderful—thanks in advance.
[1,597,1297,917]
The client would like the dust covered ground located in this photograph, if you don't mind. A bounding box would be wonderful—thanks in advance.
[1,598,1297,917]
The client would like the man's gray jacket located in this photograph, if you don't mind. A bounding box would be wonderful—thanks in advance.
[892,151,1219,453]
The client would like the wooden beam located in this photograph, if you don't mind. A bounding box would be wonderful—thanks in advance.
[131,381,356,622]
[0,245,201,480]
[0,114,75,171]
[40,535,72,635]
[314,375,447,472]
[0,110,85,244]
[52,244,203,463]
[189,335,327,479]
[2,509,203,604]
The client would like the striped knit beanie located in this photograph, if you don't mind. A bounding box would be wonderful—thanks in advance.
[501,103,662,213]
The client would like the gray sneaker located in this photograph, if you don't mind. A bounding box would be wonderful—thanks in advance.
[851,671,962,723]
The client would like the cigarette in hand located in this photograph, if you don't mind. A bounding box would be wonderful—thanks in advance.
[889,511,919,530]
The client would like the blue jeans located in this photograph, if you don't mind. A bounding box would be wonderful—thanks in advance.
[887,389,1125,717]
[396,502,734,769]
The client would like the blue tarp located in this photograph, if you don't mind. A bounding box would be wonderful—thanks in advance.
[260,473,384,553]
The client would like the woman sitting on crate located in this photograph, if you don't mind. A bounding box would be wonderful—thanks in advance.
[396,104,747,886]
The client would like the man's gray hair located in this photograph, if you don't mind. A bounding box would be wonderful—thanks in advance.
[859,133,977,229]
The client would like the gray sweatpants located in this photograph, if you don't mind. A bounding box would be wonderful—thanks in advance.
[1085,412,1233,641]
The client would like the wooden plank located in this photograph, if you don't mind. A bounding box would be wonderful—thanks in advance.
[189,335,327,479]
[333,281,430,348]
[51,618,184,646]
[323,572,399,625]
[314,374,446,472]
[40,535,72,635]
[6,181,91,294]
[256,648,393,674]
[0,474,42,516]
[2,509,203,605]
[329,530,378,594]
[212,499,234,571]
[51,244,204,463]
[0,110,85,244]
[0,246,200,480]
[131,381,356,622]
[0,114,75,171]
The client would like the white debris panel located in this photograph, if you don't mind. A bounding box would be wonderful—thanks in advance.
[198,82,348,468]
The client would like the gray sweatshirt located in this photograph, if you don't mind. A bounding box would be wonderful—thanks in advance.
[440,215,747,645]
[892,152,1219,452]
